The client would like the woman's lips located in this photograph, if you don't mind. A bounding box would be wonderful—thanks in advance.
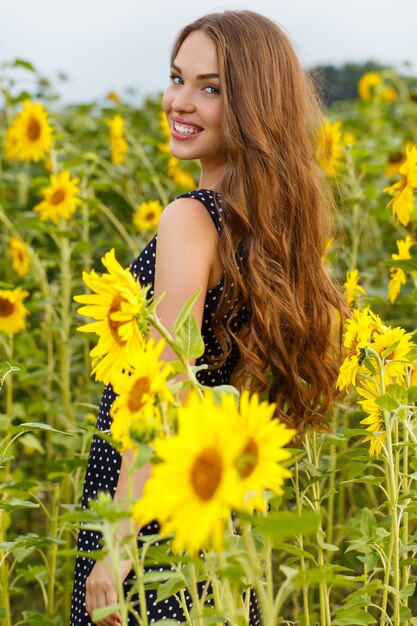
[171,123,204,141]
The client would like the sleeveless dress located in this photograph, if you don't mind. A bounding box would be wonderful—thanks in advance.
[69,189,259,625]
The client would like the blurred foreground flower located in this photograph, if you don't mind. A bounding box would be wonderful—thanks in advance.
[384,144,417,226]
[9,237,30,277]
[0,288,29,334]
[107,114,128,164]
[133,390,295,554]
[110,338,173,449]
[4,100,52,162]
[133,200,163,231]
[33,171,81,224]
[388,236,413,303]
[235,391,295,513]
[344,269,366,307]
[168,157,195,188]
[316,119,343,177]
[74,249,152,385]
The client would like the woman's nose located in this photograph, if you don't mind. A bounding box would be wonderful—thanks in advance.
[172,87,196,113]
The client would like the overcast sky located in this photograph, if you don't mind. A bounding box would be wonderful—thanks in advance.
[0,0,416,105]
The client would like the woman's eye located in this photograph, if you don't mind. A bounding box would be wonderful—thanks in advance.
[204,86,220,95]
[169,74,183,85]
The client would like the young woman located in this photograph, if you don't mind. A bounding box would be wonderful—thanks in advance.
[70,10,346,626]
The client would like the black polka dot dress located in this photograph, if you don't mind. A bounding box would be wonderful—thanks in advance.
[70,189,259,625]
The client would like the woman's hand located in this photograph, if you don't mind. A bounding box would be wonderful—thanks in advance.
[85,556,132,626]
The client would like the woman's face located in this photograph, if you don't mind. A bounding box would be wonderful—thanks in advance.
[162,30,226,171]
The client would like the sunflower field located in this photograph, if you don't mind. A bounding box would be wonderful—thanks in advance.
[1,61,417,626]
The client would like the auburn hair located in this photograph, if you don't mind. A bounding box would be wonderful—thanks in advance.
[170,10,347,431]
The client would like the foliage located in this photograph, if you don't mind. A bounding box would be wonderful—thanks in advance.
[1,60,417,626]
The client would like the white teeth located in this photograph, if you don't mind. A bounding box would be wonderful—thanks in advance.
[174,122,201,135]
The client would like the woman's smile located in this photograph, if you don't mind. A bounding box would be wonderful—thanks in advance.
[171,115,204,139]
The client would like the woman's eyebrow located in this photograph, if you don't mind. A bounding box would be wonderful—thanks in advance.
[171,62,219,80]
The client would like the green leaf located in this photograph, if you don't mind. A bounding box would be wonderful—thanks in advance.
[19,422,76,437]
[384,258,417,272]
[155,573,186,602]
[253,511,320,543]
[274,542,316,561]
[207,384,240,403]
[0,498,39,513]
[333,607,377,625]
[174,314,204,361]
[341,475,384,487]
[18,433,45,454]
[92,604,120,620]
[13,58,37,72]
[171,288,201,333]
[399,582,416,599]
[316,527,339,552]
[400,606,413,621]
[385,383,408,403]
[360,508,377,538]
[375,394,399,411]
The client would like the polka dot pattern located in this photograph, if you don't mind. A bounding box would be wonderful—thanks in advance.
[69,189,259,625]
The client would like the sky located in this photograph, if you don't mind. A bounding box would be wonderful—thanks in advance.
[0,0,416,105]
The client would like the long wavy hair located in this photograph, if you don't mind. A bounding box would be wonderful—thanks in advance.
[170,10,347,431]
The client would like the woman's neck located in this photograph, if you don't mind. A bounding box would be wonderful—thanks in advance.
[198,158,226,192]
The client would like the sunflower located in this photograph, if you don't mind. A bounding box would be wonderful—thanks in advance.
[3,126,20,160]
[167,158,196,189]
[385,150,407,178]
[0,288,29,334]
[10,100,52,162]
[344,269,366,307]
[234,391,295,513]
[133,390,245,554]
[74,249,152,385]
[384,144,417,226]
[106,91,122,105]
[33,171,81,224]
[337,308,381,390]
[388,236,413,303]
[133,200,163,231]
[371,325,414,383]
[358,72,382,101]
[316,119,344,177]
[9,237,30,277]
[107,114,128,164]
[110,338,174,449]
[356,379,386,457]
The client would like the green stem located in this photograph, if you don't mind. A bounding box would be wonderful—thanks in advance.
[294,455,311,626]
[305,432,331,626]
[188,562,204,626]
[46,484,60,616]
[95,199,138,257]
[241,521,272,626]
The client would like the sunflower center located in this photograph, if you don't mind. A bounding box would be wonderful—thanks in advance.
[388,151,403,165]
[108,293,128,345]
[127,376,151,412]
[27,117,42,141]
[347,332,359,358]
[145,211,155,222]
[0,297,15,317]
[50,189,66,205]
[190,448,223,501]
[240,438,259,478]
